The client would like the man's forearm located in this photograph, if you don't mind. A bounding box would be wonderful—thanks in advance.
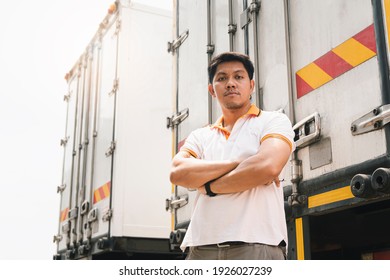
[210,138,291,194]
[210,154,277,194]
[170,155,239,189]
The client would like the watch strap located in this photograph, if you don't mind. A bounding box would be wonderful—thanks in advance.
[205,181,217,197]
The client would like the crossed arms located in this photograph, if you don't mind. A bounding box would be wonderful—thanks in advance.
[169,137,292,194]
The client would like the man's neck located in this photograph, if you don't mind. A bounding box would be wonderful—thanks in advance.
[221,102,252,131]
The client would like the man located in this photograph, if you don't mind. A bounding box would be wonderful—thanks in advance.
[170,52,295,260]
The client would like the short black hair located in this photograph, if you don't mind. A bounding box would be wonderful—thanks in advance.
[208,52,255,84]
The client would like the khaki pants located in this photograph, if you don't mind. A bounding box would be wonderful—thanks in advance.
[186,243,286,260]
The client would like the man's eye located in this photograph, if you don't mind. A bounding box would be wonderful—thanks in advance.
[217,77,226,81]
[236,75,243,79]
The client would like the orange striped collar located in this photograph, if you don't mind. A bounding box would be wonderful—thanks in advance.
[211,104,260,129]
[211,104,261,138]
[245,103,261,116]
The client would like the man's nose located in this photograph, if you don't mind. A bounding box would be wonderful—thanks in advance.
[226,77,236,88]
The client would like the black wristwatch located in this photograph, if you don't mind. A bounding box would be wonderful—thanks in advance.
[205,181,217,197]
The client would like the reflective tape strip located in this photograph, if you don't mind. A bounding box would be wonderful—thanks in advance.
[171,213,175,232]
[93,190,101,204]
[308,186,354,208]
[297,62,333,90]
[60,208,69,222]
[296,24,377,98]
[385,0,390,50]
[93,182,111,204]
[332,37,376,67]
[295,218,305,260]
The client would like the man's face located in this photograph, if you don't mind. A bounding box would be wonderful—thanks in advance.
[208,61,254,111]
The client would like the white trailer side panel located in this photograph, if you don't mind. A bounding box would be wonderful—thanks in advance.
[289,0,385,181]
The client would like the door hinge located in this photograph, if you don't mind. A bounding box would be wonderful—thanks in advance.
[64,93,71,102]
[167,108,189,129]
[351,104,390,135]
[168,29,189,53]
[80,200,90,216]
[60,137,69,147]
[87,208,98,223]
[53,234,63,243]
[102,209,113,222]
[207,44,215,55]
[105,141,116,157]
[108,79,119,96]
[165,195,189,212]
[57,184,66,193]
[249,0,261,13]
[228,23,237,35]
[293,112,321,149]
[114,19,121,36]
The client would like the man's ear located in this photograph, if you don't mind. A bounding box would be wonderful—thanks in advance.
[208,84,216,97]
[250,79,255,91]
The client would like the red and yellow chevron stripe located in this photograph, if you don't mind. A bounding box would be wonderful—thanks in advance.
[93,181,111,204]
[385,0,390,49]
[296,24,377,98]
[60,207,69,222]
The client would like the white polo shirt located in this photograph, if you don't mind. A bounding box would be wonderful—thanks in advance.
[179,104,295,251]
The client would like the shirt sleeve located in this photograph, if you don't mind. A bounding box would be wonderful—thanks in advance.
[179,128,204,159]
[260,112,296,152]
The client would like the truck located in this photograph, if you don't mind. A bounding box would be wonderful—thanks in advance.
[167,0,390,260]
[55,0,390,260]
[53,1,178,259]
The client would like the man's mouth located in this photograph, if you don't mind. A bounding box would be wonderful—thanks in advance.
[224,91,240,96]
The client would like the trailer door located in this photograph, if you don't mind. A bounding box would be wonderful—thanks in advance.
[86,16,119,243]
[168,0,209,247]
[56,71,79,253]
[169,0,266,249]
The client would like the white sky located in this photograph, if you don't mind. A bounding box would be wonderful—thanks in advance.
[0,0,172,260]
